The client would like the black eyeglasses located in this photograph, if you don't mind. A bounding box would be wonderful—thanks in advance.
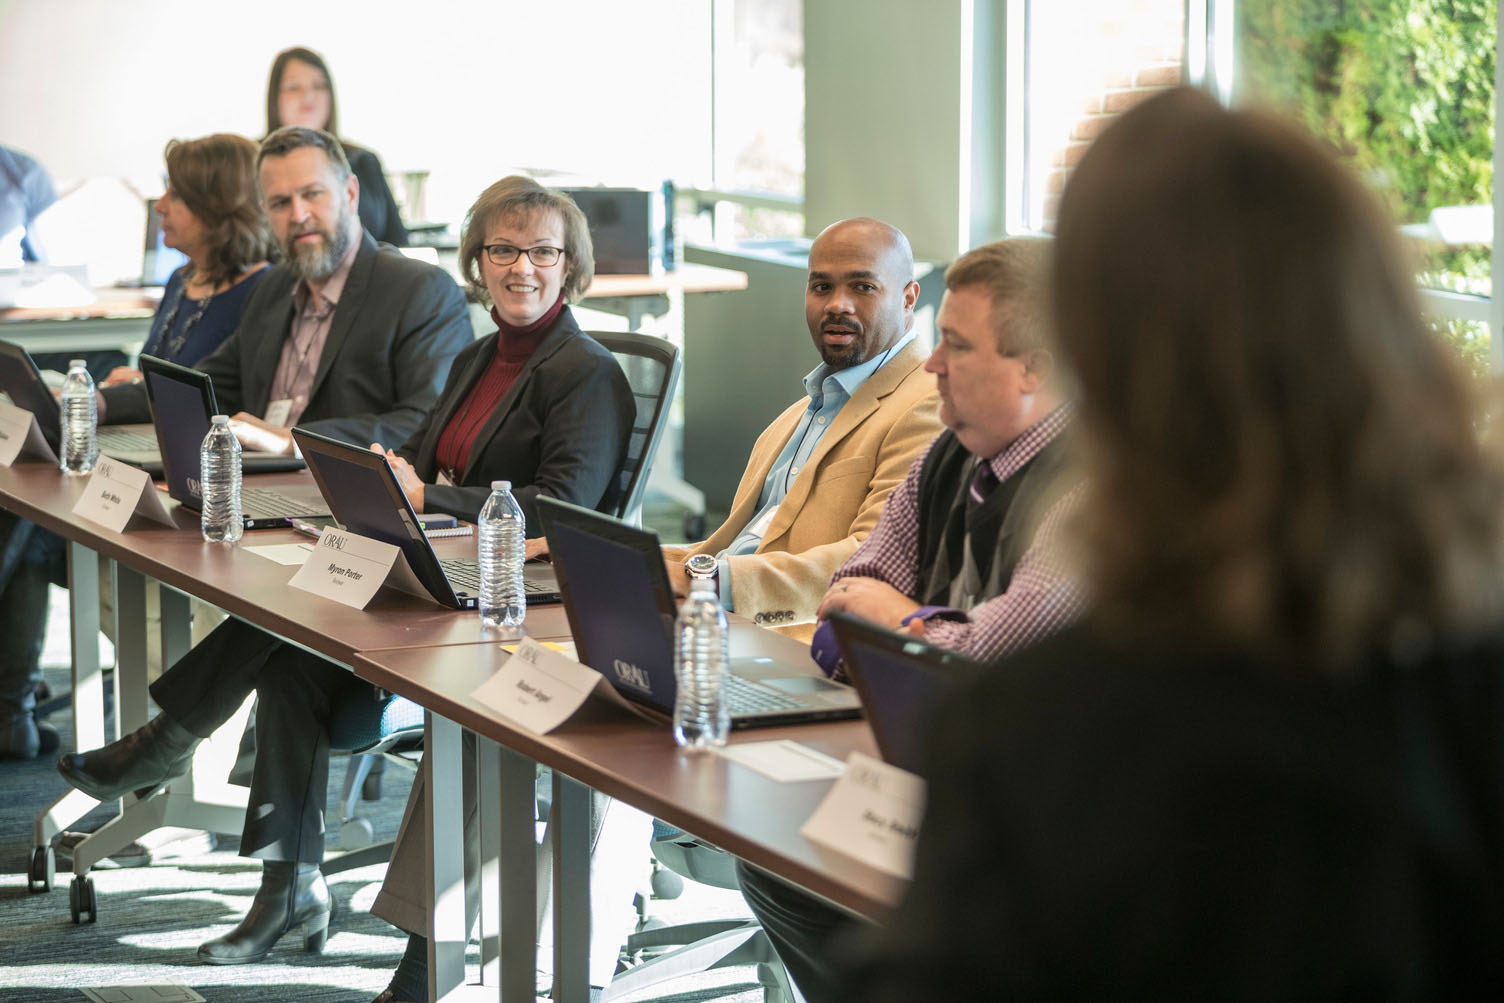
[483,244,564,267]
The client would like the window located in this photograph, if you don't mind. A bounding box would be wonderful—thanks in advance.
[1006,0,1187,234]
[1234,0,1497,372]
[680,0,805,244]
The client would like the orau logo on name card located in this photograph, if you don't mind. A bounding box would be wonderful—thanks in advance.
[612,658,652,693]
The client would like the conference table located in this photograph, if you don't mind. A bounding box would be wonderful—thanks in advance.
[0,456,902,1003]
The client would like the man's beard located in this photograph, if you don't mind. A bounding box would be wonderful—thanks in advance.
[283,210,354,281]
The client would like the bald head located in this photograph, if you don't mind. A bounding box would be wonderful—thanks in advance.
[805,217,919,368]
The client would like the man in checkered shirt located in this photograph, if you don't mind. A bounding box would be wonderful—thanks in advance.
[810,235,1085,673]
[742,236,1086,1003]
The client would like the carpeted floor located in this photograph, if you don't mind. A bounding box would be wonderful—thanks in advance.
[0,571,765,1003]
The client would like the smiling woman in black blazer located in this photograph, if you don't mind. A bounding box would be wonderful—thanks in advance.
[373,175,632,530]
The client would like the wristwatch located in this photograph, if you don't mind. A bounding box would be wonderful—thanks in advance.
[685,554,719,592]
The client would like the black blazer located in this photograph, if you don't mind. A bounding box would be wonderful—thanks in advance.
[345,143,408,247]
[104,232,473,447]
[840,622,1504,999]
[396,307,634,533]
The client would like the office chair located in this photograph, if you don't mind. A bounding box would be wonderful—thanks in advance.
[589,329,683,525]
[326,330,683,862]
[605,821,798,1003]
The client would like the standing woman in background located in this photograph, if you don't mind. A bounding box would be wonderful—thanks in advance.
[265,46,408,247]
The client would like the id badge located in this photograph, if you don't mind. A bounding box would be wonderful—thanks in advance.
[264,398,294,427]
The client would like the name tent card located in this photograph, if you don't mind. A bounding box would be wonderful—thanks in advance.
[800,750,927,879]
[471,636,635,734]
[288,529,402,609]
[71,456,175,532]
[0,398,57,466]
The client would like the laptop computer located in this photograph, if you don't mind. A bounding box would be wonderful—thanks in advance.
[0,339,160,464]
[826,610,975,775]
[140,355,325,528]
[536,495,862,728]
[142,197,190,287]
[292,426,562,610]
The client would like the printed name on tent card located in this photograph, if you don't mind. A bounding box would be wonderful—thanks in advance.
[799,750,927,879]
[288,528,403,609]
[71,456,176,532]
[471,636,637,734]
[0,397,58,467]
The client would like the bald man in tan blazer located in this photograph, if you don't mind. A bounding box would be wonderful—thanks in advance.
[662,218,942,639]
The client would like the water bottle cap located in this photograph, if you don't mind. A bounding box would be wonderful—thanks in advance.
[211,414,230,425]
[492,480,511,491]
[69,359,86,369]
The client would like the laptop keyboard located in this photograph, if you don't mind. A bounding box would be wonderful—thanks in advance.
[725,674,806,715]
[242,487,325,518]
[439,558,553,595]
[99,429,157,452]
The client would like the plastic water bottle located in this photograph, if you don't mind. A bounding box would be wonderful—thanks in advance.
[59,359,97,475]
[673,577,729,751]
[199,415,243,543]
[478,479,526,634]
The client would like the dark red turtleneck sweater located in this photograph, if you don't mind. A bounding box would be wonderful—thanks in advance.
[434,296,565,482]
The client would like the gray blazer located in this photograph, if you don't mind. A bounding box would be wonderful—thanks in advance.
[103,232,472,447]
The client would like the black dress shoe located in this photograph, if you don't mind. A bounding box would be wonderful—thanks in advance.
[56,712,200,800]
[198,861,332,965]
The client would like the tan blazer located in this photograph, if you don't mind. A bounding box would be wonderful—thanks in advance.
[664,339,941,640]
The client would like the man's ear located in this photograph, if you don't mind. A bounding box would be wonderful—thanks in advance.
[1021,349,1054,392]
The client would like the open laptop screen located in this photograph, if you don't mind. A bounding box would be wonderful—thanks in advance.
[0,339,61,451]
[540,501,679,710]
[142,356,215,504]
[828,611,975,776]
[292,426,466,609]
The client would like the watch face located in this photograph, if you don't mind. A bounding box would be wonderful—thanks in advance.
[686,554,717,579]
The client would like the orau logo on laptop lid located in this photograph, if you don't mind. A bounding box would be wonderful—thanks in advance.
[187,476,201,500]
[612,658,652,694]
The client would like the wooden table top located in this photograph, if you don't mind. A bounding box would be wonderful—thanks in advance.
[0,460,571,664]
[353,639,905,920]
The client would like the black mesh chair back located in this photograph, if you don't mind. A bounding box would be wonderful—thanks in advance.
[589,331,682,522]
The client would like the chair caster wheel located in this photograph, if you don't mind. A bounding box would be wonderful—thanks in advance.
[69,875,96,923]
[28,845,53,893]
[340,817,375,850]
[650,867,684,900]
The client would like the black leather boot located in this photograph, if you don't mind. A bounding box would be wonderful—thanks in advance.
[198,861,332,965]
[56,711,200,801]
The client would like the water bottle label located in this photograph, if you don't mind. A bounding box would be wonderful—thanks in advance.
[288,528,404,610]
[798,750,928,880]
[0,398,58,467]
[70,455,175,532]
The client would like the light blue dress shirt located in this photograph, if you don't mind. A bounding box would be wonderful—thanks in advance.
[717,332,915,611]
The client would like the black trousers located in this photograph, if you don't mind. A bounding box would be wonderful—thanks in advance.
[150,616,372,864]
[735,858,864,1003]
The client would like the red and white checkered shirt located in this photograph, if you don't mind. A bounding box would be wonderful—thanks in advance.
[833,403,1086,661]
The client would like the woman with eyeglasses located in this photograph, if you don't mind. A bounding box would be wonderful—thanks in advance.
[55,175,637,969]
[266,46,408,247]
